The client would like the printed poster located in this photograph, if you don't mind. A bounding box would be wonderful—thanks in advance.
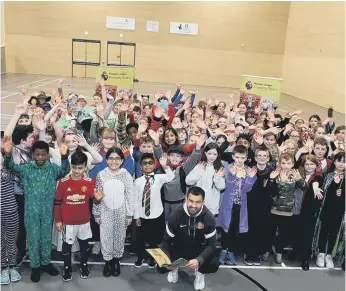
[96,66,135,89]
[240,75,283,109]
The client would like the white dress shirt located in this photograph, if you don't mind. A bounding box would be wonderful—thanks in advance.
[134,168,174,219]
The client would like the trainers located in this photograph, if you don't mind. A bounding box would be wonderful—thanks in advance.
[218,250,227,264]
[134,258,143,268]
[325,255,334,269]
[30,267,40,283]
[9,268,21,282]
[1,269,10,285]
[194,270,205,290]
[227,252,237,265]
[167,268,179,284]
[148,257,157,268]
[62,266,72,282]
[41,263,59,276]
[80,263,90,279]
[275,253,283,264]
[253,256,261,266]
[262,252,270,262]
[316,253,326,268]
[244,254,254,266]
[92,242,101,255]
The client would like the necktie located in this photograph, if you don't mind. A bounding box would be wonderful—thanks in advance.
[144,175,151,217]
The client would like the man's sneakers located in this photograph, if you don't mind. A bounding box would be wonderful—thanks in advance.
[92,242,101,255]
[30,267,40,283]
[226,252,237,265]
[147,257,157,268]
[275,253,283,264]
[80,263,90,279]
[316,253,326,268]
[325,255,334,269]
[9,268,21,282]
[253,255,261,266]
[62,266,72,282]
[134,258,143,268]
[167,268,179,284]
[194,270,205,291]
[1,269,10,285]
[41,263,59,276]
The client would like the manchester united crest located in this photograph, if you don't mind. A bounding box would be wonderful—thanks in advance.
[196,222,204,229]
[81,186,87,192]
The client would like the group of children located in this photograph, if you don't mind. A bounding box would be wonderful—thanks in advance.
[0,79,345,290]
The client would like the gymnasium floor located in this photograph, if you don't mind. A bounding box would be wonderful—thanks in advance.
[0,73,345,291]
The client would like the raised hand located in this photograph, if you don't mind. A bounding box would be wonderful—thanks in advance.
[183,101,191,111]
[119,102,130,112]
[148,129,160,145]
[36,119,47,131]
[59,142,69,156]
[121,145,130,154]
[299,145,309,154]
[2,136,13,156]
[270,127,283,135]
[74,134,88,148]
[94,189,104,201]
[291,169,302,180]
[313,187,323,200]
[278,144,287,154]
[154,106,165,119]
[280,170,289,182]
[254,133,264,145]
[138,123,148,134]
[247,167,257,178]
[91,142,101,152]
[270,168,280,179]
[196,120,207,130]
[196,134,207,149]
[159,153,168,168]
[165,89,172,102]
[14,104,27,115]
[216,167,226,177]
[20,87,28,97]
[154,92,161,100]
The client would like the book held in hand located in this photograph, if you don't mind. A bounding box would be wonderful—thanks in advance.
[146,248,189,270]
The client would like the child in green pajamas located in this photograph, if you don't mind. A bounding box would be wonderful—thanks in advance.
[3,137,70,283]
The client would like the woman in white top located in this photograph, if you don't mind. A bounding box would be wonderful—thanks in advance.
[186,142,226,215]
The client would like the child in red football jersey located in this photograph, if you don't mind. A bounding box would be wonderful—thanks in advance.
[54,152,103,282]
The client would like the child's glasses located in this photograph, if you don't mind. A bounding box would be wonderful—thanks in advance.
[142,161,154,166]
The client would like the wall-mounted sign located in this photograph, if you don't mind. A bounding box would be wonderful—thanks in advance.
[106,16,136,30]
[170,22,198,36]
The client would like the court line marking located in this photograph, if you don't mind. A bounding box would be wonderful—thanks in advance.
[16,78,52,88]
[21,259,342,271]
[0,79,60,100]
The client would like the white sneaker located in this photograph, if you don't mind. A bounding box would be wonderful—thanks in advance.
[92,242,101,255]
[325,255,334,269]
[316,253,326,268]
[167,268,178,284]
[194,270,205,290]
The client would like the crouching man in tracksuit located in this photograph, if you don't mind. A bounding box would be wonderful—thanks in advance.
[157,186,219,291]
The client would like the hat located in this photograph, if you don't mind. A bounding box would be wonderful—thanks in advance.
[36,93,51,103]
[167,145,184,155]
[77,96,87,103]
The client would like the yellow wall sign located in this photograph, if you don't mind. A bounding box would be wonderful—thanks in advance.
[96,66,135,88]
[240,75,283,109]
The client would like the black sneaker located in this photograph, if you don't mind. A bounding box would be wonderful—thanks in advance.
[30,267,40,283]
[135,258,143,268]
[80,263,90,279]
[62,266,72,282]
[244,255,254,266]
[41,263,59,276]
[253,256,261,266]
[148,257,157,268]
[112,259,121,277]
[103,260,112,277]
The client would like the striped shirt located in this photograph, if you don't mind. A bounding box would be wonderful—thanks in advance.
[1,168,19,213]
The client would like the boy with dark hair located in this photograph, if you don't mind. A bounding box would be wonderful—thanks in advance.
[54,151,104,282]
[159,186,219,291]
[3,138,70,283]
[244,145,273,265]
[217,145,257,265]
[313,138,331,174]
[133,153,174,268]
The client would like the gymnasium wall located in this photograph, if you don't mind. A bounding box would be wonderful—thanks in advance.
[4,1,289,87]
[282,2,345,113]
